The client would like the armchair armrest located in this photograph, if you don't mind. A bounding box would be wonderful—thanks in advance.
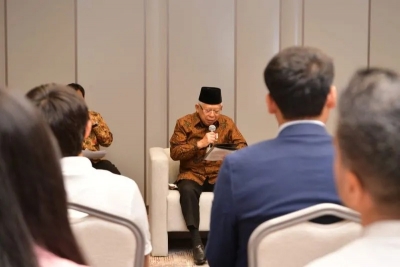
[149,147,169,255]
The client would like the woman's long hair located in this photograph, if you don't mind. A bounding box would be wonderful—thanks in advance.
[0,89,86,265]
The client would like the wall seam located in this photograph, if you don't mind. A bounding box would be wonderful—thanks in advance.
[301,0,305,46]
[166,0,170,144]
[143,0,147,201]
[74,0,78,82]
[234,0,237,122]
[4,0,7,86]
[367,0,371,68]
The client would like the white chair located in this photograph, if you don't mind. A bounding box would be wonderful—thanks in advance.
[68,203,145,267]
[148,147,214,256]
[247,203,362,267]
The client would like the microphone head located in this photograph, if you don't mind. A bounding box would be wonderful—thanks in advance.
[209,125,216,132]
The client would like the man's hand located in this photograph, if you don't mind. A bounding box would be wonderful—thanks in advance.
[197,132,217,148]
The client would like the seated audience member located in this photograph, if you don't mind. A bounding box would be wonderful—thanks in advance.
[26,84,152,266]
[0,89,87,267]
[170,86,247,265]
[67,83,121,175]
[306,68,400,266]
[206,46,342,267]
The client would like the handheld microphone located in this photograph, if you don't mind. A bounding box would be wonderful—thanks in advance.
[208,125,216,148]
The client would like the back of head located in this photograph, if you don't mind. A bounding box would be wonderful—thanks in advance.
[337,67,400,213]
[68,83,85,98]
[264,46,334,119]
[0,89,86,265]
[26,83,89,157]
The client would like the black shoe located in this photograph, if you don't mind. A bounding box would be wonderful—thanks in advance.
[193,244,206,265]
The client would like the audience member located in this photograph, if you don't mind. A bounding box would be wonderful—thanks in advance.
[306,68,400,266]
[170,86,247,265]
[26,84,152,266]
[67,83,121,175]
[0,89,87,267]
[206,46,341,267]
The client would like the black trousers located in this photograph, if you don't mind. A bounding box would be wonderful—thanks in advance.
[177,179,214,229]
[91,159,121,175]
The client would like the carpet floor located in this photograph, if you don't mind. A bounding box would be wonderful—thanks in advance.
[150,237,209,267]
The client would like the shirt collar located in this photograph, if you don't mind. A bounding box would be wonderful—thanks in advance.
[278,120,325,134]
[363,220,400,238]
[60,156,94,177]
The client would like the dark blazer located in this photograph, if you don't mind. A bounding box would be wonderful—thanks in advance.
[205,123,341,267]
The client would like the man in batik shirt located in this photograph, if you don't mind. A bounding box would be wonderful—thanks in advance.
[170,86,247,265]
[68,83,121,175]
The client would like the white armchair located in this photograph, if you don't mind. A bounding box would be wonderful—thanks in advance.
[149,147,214,256]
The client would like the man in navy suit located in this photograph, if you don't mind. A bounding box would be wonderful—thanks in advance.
[206,46,342,267]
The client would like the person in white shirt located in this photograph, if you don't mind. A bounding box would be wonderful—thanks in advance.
[306,68,400,267]
[26,83,152,266]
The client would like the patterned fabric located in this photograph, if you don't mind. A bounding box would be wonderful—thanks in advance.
[82,110,113,155]
[170,112,247,185]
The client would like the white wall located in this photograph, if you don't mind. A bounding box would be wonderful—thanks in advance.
[3,0,400,201]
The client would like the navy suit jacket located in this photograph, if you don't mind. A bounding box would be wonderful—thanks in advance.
[205,123,341,267]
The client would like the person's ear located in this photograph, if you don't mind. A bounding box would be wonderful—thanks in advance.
[84,120,92,139]
[326,85,337,109]
[342,170,365,210]
[266,94,277,114]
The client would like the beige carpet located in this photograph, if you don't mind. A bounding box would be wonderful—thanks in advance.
[150,249,209,267]
[150,237,209,267]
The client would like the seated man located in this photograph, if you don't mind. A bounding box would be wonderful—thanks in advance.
[306,68,400,266]
[206,46,342,267]
[26,84,152,266]
[67,83,121,175]
[170,86,247,265]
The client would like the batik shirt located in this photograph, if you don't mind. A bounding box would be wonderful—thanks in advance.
[82,111,113,153]
[170,112,247,185]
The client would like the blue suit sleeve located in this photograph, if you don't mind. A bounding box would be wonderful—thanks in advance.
[206,157,237,266]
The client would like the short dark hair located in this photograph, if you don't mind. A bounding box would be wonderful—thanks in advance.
[264,46,334,119]
[0,89,86,265]
[68,82,85,98]
[26,84,89,157]
[337,67,400,211]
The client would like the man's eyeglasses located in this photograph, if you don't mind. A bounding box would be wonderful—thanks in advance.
[198,103,221,115]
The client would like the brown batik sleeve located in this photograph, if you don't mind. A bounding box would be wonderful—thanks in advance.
[230,122,248,149]
[90,112,113,147]
[170,120,199,161]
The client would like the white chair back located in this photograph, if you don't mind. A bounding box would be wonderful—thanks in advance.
[163,148,180,184]
[68,203,145,267]
[248,203,362,267]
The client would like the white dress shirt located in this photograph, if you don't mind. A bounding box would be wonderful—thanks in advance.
[61,156,152,255]
[278,120,325,134]
[306,220,400,267]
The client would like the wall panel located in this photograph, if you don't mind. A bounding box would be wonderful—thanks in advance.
[77,0,146,194]
[280,0,303,50]
[145,0,168,203]
[7,0,75,91]
[303,0,369,133]
[370,0,400,72]
[168,0,235,136]
[236,0,280,143]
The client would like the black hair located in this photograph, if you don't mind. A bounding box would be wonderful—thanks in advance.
[26,84,89,157]
[264,46,334,119]
[0,89,86,265]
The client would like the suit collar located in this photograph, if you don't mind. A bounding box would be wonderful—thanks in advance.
[278,122,328,137]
